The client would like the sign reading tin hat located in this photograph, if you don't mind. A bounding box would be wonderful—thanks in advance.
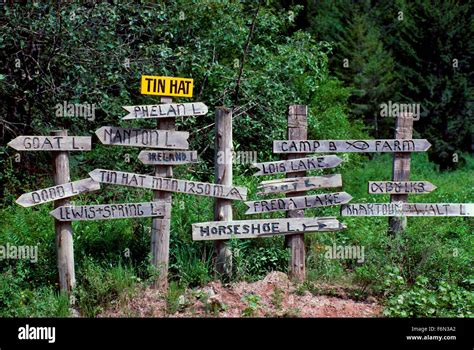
[89,169,247,201]
[273,139,431,153]
[16,178,100,207]
[141,75,193,98]
[192,217,346,241]
[8,136,91,151]
[95,126,189,149]
[122,102,207,120]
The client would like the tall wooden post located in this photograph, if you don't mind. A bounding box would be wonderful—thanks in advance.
[214,107,233,277]
[388,112,414,236]
[285,105,307,282]
[151,96,174,290]
[51,130,75,294]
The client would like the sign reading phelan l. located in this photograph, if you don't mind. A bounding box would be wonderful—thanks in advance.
[50,201,169,221]
[273,139,431,153]
[192,217,346,241]
[8,136,91,151]
[89,169,247,201]
[253,155,342,176]
[122,102,207,120]
[138,150,198,165]
[245,191,352,214]
[341,203,473,216]
[95,126,189,149]
[141,75,193,97]
[16,178,100,207]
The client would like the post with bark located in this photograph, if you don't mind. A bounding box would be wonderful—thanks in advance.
[388,112,414,236]
[151,96,174,290]
[285,105,307,282]
[214,107,233,277]
[51,130,75,294]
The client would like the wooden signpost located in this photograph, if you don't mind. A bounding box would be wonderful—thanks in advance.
[89,169,247,200]
[273,139,431,153]
[95,126,189,149]
[193,217,346,241]
[122,102,208,120]
[140,75,193,97]
[252,155,342,176]
[8,135,91,151]
[138,150,198,165]
[341,203,473,217]
[257,174,342,195]
[245,191,353,214]
[16,178,100,207]
[368,181,436,194]
[50,201,170,221]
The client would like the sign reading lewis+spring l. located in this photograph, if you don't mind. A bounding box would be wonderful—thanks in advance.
[141,75,193,97]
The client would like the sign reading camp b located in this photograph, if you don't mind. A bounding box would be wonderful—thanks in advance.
[141,75,193,98]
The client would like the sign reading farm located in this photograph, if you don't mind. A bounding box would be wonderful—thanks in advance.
[141,75,193,97]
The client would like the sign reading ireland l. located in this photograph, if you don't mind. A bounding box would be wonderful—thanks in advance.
[141,75,193,97]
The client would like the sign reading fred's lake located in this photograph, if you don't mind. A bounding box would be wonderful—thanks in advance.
[192,217,346,241]
[8,136,91,151]
[122,102,207,120]
[273,139,431,153]
[89,169,247,200]
[341,203,474,216]
[16,178,100,207]
[141,75,193,97]
[95,126,189,149]
[50,201,169,221]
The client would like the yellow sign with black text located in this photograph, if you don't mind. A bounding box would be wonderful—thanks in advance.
[140,75,193,97]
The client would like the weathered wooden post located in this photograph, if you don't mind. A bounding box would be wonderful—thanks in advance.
[285,105,307,282]
[388,112,413,236]
[51,130,75,294]
[214,107,233,277]
[151,96,174,291]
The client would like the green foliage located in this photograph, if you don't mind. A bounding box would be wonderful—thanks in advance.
[165,281,186,315]
[241,294,261,317]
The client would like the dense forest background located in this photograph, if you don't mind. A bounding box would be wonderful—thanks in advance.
[0,1,472,317]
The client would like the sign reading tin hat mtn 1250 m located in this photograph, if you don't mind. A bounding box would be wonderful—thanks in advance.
[141,75,193,98]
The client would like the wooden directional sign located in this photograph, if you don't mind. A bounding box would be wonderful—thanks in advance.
[253,155,342,176]
[50,201,170,221]
[341,203,474,216]
[89,169,247,201]
[16,178,100,207]
[95,126,189,149]
[138,150,198,165]
[257,174,342,195]
[8,136,91,151]
[192,217,346,241]
[141,75,193,97]
[273,139,431,153]
[245,191,352,214]
[368,181,437,194]
[122,102,207,120]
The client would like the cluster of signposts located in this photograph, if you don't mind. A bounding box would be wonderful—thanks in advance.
[8,75,473,294]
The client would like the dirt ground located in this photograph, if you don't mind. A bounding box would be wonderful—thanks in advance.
[100,272,382,318]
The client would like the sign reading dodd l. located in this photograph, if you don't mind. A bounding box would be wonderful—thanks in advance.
[141,75,193,98]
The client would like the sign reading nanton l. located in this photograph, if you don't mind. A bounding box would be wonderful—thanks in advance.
[8,136,91,151]
[141,75,193,97]
[192,217,346,241]
[341,203,474,216]
[122,102,207,120]
[89,169,247,200]
[50,201,169,221]
[273,139,431,153]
